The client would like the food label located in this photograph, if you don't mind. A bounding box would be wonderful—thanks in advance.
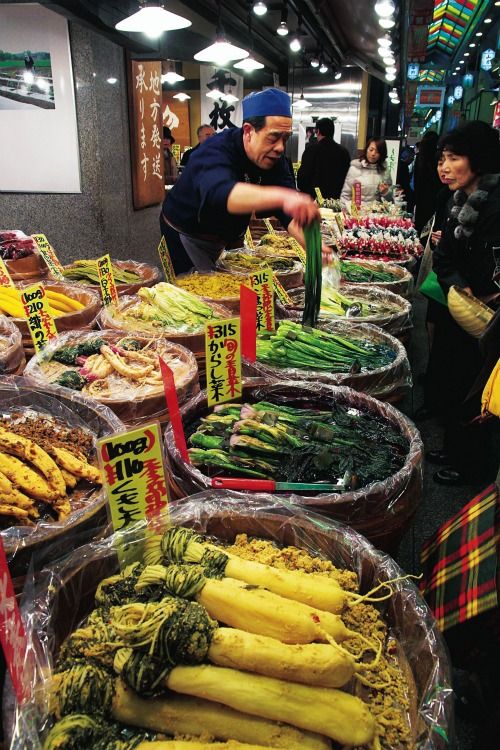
[315,187,324,206]
[98,422,169,540]
[205,318,242,407]
[263,218,275,234]
[245,267,275,332]
[290,239,307,265]
[335,213,345,235]
[0,539,32,703]
[244,228,255,251]
[240,284,258,362]
[171,143,181,165]
[0,258,14,287]
[351,183,361,215]
[159,358,190,464]
[272,273,292,305]
[97,253,119,307]
[292,162,301,179]
[20,284,58,353]
[31,233,64,279]
[158,236,176,284]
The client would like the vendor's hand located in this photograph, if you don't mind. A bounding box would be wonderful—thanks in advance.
[431,230,442,245]
[322,242,334,265]
[282,191,321,227]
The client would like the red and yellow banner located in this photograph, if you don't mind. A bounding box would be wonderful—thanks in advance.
[20,283,58,353]
[97,253,119,307]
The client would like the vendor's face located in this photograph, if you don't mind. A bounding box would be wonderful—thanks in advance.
[439,150,477,193]
[243,116,292,169]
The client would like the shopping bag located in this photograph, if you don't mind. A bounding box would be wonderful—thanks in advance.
[481,358,500,418]
[416,217,435,291]
[420,270,447,306]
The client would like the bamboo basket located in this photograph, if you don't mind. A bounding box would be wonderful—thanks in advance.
[447,285,495,338]
[56,260,161,297]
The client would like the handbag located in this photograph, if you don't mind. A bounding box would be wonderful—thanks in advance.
[448,286,495,338]
[481,358,500,418]
[416,216,435,291]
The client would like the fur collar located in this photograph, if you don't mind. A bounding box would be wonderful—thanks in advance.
[451,173,500,240]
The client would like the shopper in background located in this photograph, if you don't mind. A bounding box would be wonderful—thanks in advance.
[340,137,392,208]
[180,124,215,167]
[396,145,415,214]
[163,126,178,186]
[413,131,443,234]
[297,117,350,200]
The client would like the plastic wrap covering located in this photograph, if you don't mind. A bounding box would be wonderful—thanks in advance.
[56,259,161,296]
[165,380,423,552]
[0,376,123,582]
[23,329,200,426]
[284,284,413,337]
[98,289,231,354]
[243,321,411,402]
[5,493,454,750]
[339,259,414,299]
[217,250,304,291]
[0,315,25,376]
[0,230,48,281]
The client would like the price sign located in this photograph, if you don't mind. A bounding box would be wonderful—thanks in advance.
[159,358,190,464]
[171,144,181,165]
[0,539,32,703]
[263,218,275,234]
[335,213,345,235]
[0,258,14,287]
[97,253,119,307]
[246,267,275,333]
[315,187,324,206]
[98,422,169,542]
[351,183,361,215]
[158,236,176,284]
[244,228,255,251]
[292,162,301,179]
[205,318,242,407]
[20,284,58,353]
[272,273,291,305]
[31,233,64,279]
[290,239,307,265]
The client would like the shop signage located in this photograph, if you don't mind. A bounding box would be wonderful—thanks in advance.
[205,318,242,407]
[352,182,362,214]
[240,284,258,362]
[416,86,445,109]
[447,95,455,107]
[244,227,255,250]
[246,267,275,333]
[97,253,119,307]
[481,49,495,72]
[272,273,292,306]
[0,258,14,287]
[314,187,324,205]
[335,213,345,235]
[31,233,64,280]
[158,236,176,284]
[454,86,463,101]
[171,143,181,164]
[463,73,474,89]
[128,60,164,209]
[0,539,32,703]
[407,63,420,80]
[20,284,58,353]
[159,358,190,463]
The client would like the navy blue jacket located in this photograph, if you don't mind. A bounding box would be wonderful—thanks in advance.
[162,128,294,243]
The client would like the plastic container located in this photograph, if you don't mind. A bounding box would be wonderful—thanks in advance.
[0,315,25,375]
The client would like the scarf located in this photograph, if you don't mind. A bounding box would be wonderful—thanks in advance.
[450,173,500,240]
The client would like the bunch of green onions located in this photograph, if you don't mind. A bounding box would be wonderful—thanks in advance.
[302,222,322,327]
[339,260,398,284]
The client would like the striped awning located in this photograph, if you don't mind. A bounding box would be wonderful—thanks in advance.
[427,0,485,55]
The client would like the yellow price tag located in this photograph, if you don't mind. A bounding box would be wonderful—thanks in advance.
[0,258,14,287]
[335,213,345,235]
[245,266,275,332]
[171,143,181,165]
[290,239,307,265]
[272,273,291,305]
[244,228,255,251]
[98,422,170,567]
[263,218,275,234]
[158,236,176,284]
[205,318,242,408]
[97,253,119,307]
[315,187,324,206]
[31,233,64,279]
[20,283,58,353]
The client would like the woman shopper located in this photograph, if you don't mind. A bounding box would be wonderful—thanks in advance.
[426,120,500,485]
[340,137,392,209]
[414,131,443,234]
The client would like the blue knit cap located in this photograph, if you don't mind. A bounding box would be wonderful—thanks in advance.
[242,88,292,120]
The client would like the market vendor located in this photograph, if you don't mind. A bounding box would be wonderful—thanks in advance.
[160,87,327,274]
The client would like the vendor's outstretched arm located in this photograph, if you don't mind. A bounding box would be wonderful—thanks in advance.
[287,220,334,266]
[227,183,320,226]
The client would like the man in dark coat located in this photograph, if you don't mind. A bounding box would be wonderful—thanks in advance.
[297,118,350,199]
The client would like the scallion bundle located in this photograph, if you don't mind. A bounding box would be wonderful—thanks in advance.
[301,222,322,327]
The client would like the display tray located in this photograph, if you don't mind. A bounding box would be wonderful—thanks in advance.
[164,380,423,554]
[5,252,49,281]
[56,259,161,297]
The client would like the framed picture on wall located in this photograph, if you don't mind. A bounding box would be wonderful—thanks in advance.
[0,3,80,192]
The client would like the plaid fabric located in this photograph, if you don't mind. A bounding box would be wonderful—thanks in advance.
[420,483,499,632]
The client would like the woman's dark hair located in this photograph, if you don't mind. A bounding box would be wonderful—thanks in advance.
[163,126,175,144]
[438,121,500,175]
[363,137,387,173]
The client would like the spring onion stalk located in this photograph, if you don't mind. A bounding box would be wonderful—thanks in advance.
[301,222,322,327]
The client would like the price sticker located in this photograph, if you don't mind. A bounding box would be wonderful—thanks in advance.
[272,273,292,305]
[244,227,255,251]
[0,539,32,703]
[205,318,242,408]
[31,233,64,279]
[315,187,324,206]
[263,218,275,234]
[97,253,119,307]
[290,239,307,265]
[0,258,14,287]
[158,236,176,284]
[246,266,275,333]
[20,283,58,353]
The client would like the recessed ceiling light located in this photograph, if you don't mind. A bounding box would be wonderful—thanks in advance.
[484,17,492,23]
[464,52,470,56]
[106,77,118,84]
[459,60,464,64]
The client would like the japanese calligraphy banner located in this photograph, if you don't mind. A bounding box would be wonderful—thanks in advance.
[245,267,275,333]
[128,60,164,209]
[20,283,58,353]
[97,253,119,307]
[200,66,243,132]
[31,233,64,279]
[0,258,14,286]
[205,318,242,407]
[158,236,176,284]
[0,538,32,703]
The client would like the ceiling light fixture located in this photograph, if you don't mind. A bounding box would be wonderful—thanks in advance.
[379,17,395,29]
[319,62,328,73]
[253,2,267,16]
[222,91,239,103]
[377,37,392,47]
[277,2,289,35]
[292,93,312,109]
[310,57,319,67]
[161,71,185,84]
[115,1,191,38]
[475,32,483,36]
[195,37,249,64]
[464,52,470,56]
[375,0,395,18]
[206,88,223,99]
[289,34,301,52]
[469,43,476,47]
[385,72,396,81]
[234,55,264,70]
[334,71,342,80]
[459,59,464,63]
[386,66,396,75]
[106,77,118,84]
[484,17,492,23]
[173,92,191,101]
[383,56,395,66]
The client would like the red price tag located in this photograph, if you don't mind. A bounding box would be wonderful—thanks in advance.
[240,284,258,362]
[160,358,190,463]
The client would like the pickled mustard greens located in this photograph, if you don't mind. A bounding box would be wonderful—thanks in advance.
[219,252,296,274]
[62,260,142,285]
[188,401,409,489]
[258,234,299,257]
[339,260,398,284]
[256,321,395,373]
[176,273,245,300]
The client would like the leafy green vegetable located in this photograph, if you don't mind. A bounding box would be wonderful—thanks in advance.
[55,370,87,391]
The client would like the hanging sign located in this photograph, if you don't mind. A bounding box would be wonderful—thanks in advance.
[205,318,242,407]
[0,258,14,287]
[272,273,292,305]
[314,187,324,206]
[159,357,190,463]
[244,228,255,251]
[158,236,176,284]
[31,233,64,279]
[97,254,119,307]
[0,539,32,704]
[20,284,58,353]
[240,284,258,362]
[263,218,275,234]
[246,267,275,332]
